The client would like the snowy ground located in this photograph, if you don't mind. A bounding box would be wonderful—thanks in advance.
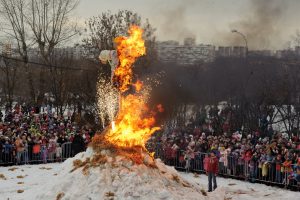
[180,172,299,200]
[0,163,61,200]
[0,162,298,200]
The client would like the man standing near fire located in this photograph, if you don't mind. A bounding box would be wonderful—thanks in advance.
[204,151,219,192]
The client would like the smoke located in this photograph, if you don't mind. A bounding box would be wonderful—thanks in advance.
[156,0,294,49]
[136,61,207,125]
[228,0,287,50]
[158,0,196,42]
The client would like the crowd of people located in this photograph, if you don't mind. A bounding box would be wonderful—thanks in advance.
[0,104,94,165]
[148,125,300,188]
[1,103,300,190]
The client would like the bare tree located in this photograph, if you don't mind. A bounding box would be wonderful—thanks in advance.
[0,0,36,103]
[0,0,79,112]
[0,56,18,108]
[25,0,79,113]
[26,0,79,63]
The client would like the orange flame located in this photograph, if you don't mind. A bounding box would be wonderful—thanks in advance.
[133,80,143,92]
[113,25,146,93]
[103,25,161,150]
[105,94,160,148]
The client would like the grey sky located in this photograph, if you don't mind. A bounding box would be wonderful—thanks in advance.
[75,0,300,50]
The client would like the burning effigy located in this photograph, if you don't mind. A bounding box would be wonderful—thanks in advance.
[32,26,225,200]
[92,25,161,164]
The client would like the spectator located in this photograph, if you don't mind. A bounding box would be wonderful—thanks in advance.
[22,136,29,164]
[48,135,56,161]
[55,143,62,162]
[15,136,24,165]
[275,154,283,183]
[3,140,12,163]
[147,122,300,188]
[184,143,195,172]
[205,151,219,192]
[72,133,85,156]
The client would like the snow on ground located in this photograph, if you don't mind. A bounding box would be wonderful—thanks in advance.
[180,172,299,200]
[0,149,224,200]
[0,154,298,200]
[0,163,62,200]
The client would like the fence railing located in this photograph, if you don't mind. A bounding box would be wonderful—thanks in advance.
[154,148,300,191]
[1,142,299,191]
[0,142,73,166]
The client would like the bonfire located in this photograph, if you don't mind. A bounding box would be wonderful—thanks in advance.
[91,25,161,165]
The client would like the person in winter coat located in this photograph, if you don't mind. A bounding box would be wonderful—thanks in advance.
[3,140,12,162]
[184,144,195,172]
[283,157,293,185]
[22,137,29,164]
[15,136,24,164]
[224,148,231,173]
[243,149,253,177]
[71,133,85,156]
[205,151,219,192]
[274,154,283,183]
[48,135,57,161]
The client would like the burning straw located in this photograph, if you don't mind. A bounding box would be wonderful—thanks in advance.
[92,26,162,163]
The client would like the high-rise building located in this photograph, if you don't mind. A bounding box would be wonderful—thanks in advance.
[156,38,215,65]
[183,37,196,46]
[217,46,232,57]
[231,46,247,57]
[53,46,84,60]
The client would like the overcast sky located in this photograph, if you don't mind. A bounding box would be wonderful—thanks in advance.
[75,0,300,50]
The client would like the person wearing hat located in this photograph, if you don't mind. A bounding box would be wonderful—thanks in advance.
[205,151,219,192]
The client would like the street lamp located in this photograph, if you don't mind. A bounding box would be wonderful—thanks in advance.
[231,29,248,57]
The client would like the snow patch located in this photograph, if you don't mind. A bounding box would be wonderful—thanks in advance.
[30,148,223,200]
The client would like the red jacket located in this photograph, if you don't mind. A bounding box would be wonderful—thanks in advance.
[205,156,219,174]
[244,150,252,162]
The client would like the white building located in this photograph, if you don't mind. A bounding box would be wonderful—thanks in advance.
[53,46,84,60]
[218,46,247,58]
[156,39,216,65]
[217,46,232,57]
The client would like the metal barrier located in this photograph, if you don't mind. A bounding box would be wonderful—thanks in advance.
[0,151,14,165]
[61,142,73,160]
[155,148,300,191]
[1,141,299,191]
[0,142,74,166]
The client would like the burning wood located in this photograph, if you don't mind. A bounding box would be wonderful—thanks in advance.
[93,25,162,162]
